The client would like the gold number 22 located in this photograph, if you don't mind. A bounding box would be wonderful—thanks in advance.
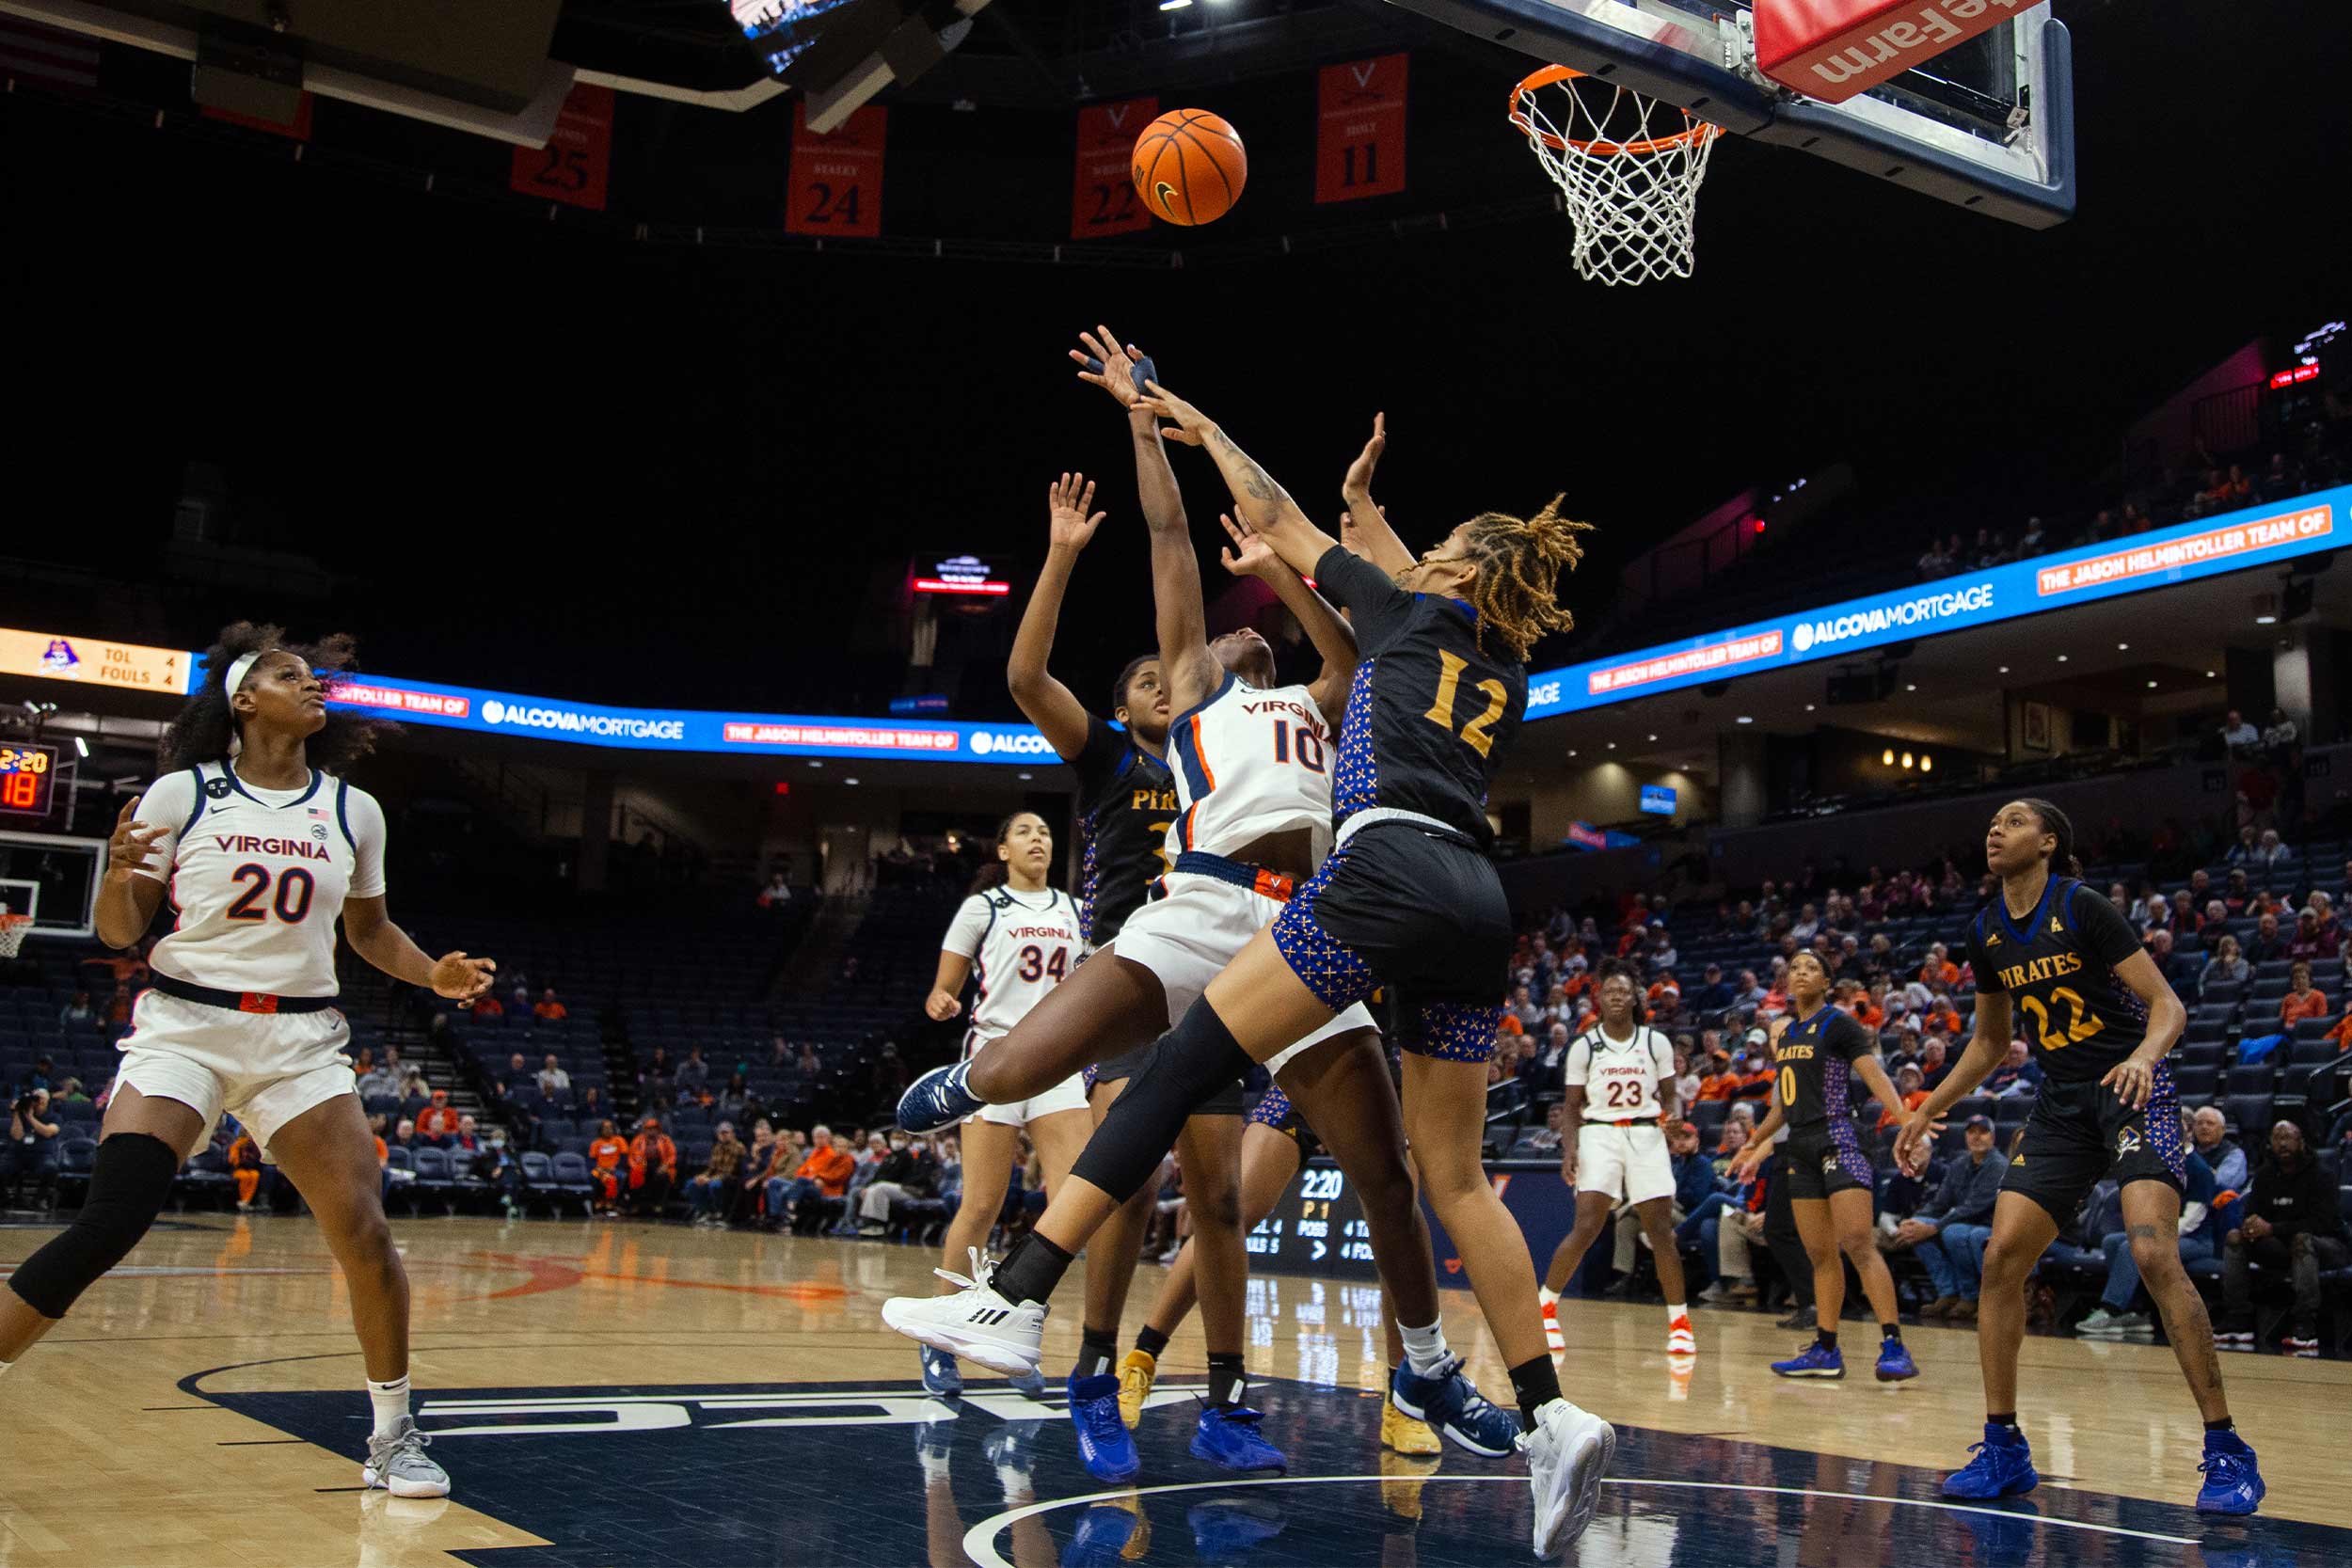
[2017,987,2104,1053]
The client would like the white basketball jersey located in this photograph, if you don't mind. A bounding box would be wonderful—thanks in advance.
[129,761,387,999]
[1565,1023,1676,1122]
[942,884,1083,1039]
[1167,675,1334,863]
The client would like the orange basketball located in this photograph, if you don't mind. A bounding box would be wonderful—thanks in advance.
[1131,109,1248,227]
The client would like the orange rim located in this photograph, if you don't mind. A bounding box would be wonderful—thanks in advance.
[1508,64,1720,157]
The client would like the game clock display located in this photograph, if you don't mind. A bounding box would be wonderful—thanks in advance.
[1247,1162,1378,1281]
[0,744,56,816]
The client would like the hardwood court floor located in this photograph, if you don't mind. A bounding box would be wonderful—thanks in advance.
[0,1212,2344,1566]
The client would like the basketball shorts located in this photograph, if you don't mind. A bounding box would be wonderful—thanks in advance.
[113,989,356,1160]
[1270,820,1512,1063]
[1247,1080,1326,1153]
[1104,865,1375,1103]
[2000,1062,2185,1226]
[963,1027,1089,1129]
[1782,1122,1874,1201]
[1575,1121,1675,1207]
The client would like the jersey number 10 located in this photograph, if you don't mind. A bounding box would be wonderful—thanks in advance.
[1423,651,1508,758]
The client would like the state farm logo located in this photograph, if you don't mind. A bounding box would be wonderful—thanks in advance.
[970,731,1053,758]
[484,699,506,724]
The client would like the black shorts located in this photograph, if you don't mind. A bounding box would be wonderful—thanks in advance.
[1087,1038,1247,1118]
[2000,1061,2185,1226]
[1246,1082,1324,1157]
[1782,1123,1874,1201]
[1271,821,1512,1063]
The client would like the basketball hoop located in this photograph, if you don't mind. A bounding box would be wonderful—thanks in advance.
[0,913,30,958]
[1508,65,1722,286]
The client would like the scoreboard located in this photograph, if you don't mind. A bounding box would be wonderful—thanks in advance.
[1246,1161,1380,1281]
[0,744,58,817]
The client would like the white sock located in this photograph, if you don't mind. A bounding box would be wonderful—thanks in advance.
[0,1358,11,1375]
[1538,1286,1560,1309]
[366,1374,411,1439]
[919,1450,952,1485]
[1666,1304,1688,1324]
[1398,1319,1450,1376]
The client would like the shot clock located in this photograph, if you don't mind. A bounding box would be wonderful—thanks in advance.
[0,743,57,816]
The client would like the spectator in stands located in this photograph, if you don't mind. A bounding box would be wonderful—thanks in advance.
[1687,963,1732,1019]
[2225,823,2263,864]
[3,1088,61,1208]
[2144,927,2176,968]
[533,988,569,1022]
[537,1053,572,1101]
[733,1120,783,1226]
[587,1120,627,1216]
[758,871,793,911]
[1731,1048,1775,1102]
[228,1126,264,1212]
[1714,1103,1757,1158]
[797,1041,822,1080]
[769,1124,856,1231]
[1876,1064,1930,1132]
[688,1123,745,1227]
[501,1052,532,1094]
[2199,905,2234,958]
[2248,911,2289,964]
[1523,1104,1568,1156]
[449,1115,484,1156]
[628,1116,677,1218]
[470,990,505,1020]
[2262,707,2298,751]
[2190,1106,2248,1192]
[2077,1146,2221,1338]
[2222,717,2261,765]
[416,1089,461,1146]
[389,1117,418,1151]
[356,1055,401,1102]
[1979,1037,2042,1099]
[870,1042,911,1108]
[1883,1114,2005,1322]
[2280,961,2328,1028]
[1673,1049,1703,1112]
[577,1084,607,1124]
[397,1070,430,1107]
[855,1132,930,1238]
[475,1128,523,1219]
[2222,868,2251,914]
[716,1072,752,1122]
[2252,829,2290,867]
[57,990,95,1028]
[2016,515,2047,556]
[1916,536,1953,578]
[2217,1121,2350,1355]
[1915,1037,1953,1092]
[2290,909,2339,965]
[641,1047,675,1093]
[51,1078,87,1106]
[675,1047,710,1093]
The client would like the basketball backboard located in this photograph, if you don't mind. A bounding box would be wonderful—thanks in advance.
[0,830,105,940]
[1386,0,2074,226]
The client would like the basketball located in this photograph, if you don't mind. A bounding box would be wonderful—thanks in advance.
[1131,109,1248,226]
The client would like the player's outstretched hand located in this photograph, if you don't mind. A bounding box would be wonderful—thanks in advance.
[1725,1144,1764,1182]
[430,952,497,1002]
[1135,380,1213,447]
[925,989,962,1022]
[1071,324,1145,410]
[1049,472,1106,552]
[1342,412,1386,500]
[104,798,169,883]
[2100,1051,2160,1111]
[1892,1107,1941,1177]
[1216,514,1279,579]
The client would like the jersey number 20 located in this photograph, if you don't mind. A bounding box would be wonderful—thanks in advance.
[225,863,316,924]
[1423,651,1509,757]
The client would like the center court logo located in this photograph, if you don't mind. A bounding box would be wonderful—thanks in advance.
[1790,581,1995,654]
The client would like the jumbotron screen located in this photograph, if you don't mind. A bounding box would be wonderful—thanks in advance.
[730,0,865,74]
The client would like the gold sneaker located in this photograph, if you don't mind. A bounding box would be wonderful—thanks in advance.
[1116,1348,1157,1430]
[1380,1400,1442,1456]
[1379,1447,1439,1522]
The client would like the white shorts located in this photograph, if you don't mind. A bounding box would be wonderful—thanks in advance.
[112,990,356,1160]
[1575,1121,1675,1207]
[1108,870,1377,1075]
[963,1028,1090,1129]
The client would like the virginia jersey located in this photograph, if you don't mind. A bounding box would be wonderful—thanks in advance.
[1070,717,1176,946]
[130,761,387,999]
[1773,1005,1876,1137]
[1311,546,1525,848]
[942,884,1084,1038]
[1564,1023,1676,1121]
[1964,876,2150,1084]
[1166,674,1335,863]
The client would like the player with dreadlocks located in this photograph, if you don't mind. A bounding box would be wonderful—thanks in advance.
[886,383,1618,1554]
[0,623,495,1500]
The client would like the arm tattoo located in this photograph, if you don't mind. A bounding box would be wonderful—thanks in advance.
[1210,428,1278,501]
[2126,1224,2161,1240]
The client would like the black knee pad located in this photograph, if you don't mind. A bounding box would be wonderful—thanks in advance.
[6,1132,179,1320]
[1072,1004,1249,1203]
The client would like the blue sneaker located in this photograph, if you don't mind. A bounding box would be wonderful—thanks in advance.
[1190,1403,1287,1474]
[898,1061,983,1133]
[986,1418,1044,1489]
[2195,1429,2265,1516]
[1388,1355,1520,1458]
[920,1346,962,1397]
[1771,1341,1845,1379]
[1009,1364,1048,1401]
[1060,1502,1142,1568]
[1942,1422,2039,1499]
[1875,1339,1919,1383]
[1068,1372,1140,1483]
[1186,1497,1285,1559]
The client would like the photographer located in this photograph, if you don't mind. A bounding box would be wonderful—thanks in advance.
[5,1087,63,1210]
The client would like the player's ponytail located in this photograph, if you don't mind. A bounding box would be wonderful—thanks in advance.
[159,622,394,774]
[964,812,1026,897]
[2018,797,2083,879]
[1461,496,1595,662]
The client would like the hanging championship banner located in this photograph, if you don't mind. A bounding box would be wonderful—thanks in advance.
[202,92,314,141]
[510,82,614,211]
[785,103,886,238]
[1314,53,1407,204]
[1070,97,1157,240]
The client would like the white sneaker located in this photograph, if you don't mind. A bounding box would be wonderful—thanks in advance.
[361,1417,450,1498]
[1667,1315,1696,1356]
[880,1246,1045,1376]
[1520,1397,1614,1555]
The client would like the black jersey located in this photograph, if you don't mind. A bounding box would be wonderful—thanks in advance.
[1070,716,1176,945]
[1312,546,1526,847]
[1772,1005,1877,1138]
[1964,876,2150,1085]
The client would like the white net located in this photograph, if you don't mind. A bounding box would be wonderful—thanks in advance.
[0,917,28,958]
[1510,67,1722,287]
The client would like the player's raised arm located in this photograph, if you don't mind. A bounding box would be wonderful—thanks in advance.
[1216,511,1358,718]
[1339,413,1416,577]
[1136,381,1337,581]
[1006,471,1106,762]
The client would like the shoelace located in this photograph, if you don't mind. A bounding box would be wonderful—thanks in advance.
[932,1244,995,1293]
[1079,1389,1127,1444]
[2200,1452,2246,1484]
[372,1424,433,1465]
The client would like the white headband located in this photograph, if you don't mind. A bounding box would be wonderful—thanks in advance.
[225,650,267,695]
